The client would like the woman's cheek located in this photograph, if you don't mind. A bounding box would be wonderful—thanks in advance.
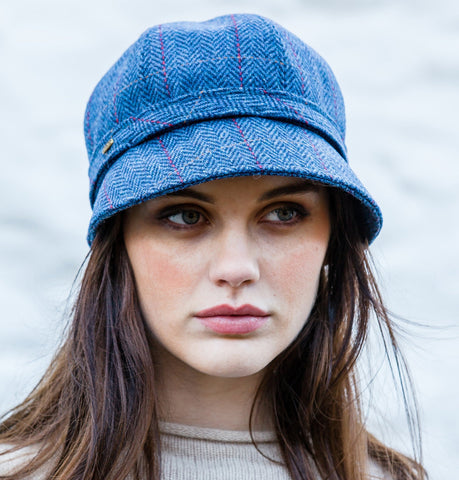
[268,244,324,303]
[135,242,199,308]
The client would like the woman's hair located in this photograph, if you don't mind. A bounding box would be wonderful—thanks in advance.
[0,186,426,480]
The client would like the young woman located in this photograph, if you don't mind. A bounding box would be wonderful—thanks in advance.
[0,13,426,480]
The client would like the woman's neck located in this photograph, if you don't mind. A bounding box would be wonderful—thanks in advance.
[155,348,271,431]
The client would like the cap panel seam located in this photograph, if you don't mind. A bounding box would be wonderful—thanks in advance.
[158,24,172,97]
[230,15,244,89]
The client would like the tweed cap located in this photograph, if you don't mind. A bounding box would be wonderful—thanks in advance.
[84,13,382,245]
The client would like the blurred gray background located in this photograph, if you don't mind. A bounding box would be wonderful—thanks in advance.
[0,1,458,478]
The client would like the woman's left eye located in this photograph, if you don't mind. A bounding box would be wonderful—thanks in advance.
[167,210,202,225]
[263,206,305,223]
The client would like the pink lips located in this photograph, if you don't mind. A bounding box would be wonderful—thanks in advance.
[195,304,269,335]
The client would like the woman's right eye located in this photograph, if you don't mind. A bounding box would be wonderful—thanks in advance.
[166,210,202,226]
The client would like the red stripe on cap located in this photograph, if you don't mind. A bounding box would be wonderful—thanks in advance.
[159,138,184,182]
[232,118,263,170]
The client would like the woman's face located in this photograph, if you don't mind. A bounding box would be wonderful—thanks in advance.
[124,176,330,379]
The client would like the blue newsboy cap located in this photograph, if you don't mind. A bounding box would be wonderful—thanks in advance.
[84,13,382,245]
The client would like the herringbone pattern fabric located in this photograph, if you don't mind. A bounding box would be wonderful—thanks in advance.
[84,13,382,244]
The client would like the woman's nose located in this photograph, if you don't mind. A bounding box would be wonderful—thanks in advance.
[208,229,260,289]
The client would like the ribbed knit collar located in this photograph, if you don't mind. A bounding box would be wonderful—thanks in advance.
[159,421,277,443]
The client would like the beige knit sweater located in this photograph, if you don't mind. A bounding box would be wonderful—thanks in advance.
[160,422,289,479]
[0,422,390,479]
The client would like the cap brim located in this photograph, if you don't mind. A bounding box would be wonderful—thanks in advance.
[88,117,382,244]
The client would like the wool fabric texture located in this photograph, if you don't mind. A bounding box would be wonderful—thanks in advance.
[84,13,383,245]
[158,423,391,480]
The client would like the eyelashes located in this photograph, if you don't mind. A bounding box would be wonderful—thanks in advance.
[156,204,208,229]
[157,203,309,230]
[166,210,204,226]
[262,206,307,224]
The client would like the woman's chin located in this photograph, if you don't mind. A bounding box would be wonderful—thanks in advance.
[174,350,272,380]
[194,361,268,379]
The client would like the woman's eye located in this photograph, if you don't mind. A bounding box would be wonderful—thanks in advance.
[264,206,303,223]
[167,210,202,225]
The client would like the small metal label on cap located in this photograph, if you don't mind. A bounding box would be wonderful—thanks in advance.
[102,138,114,154]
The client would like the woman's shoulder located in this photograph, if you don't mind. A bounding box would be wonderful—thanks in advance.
[0,443,48,479]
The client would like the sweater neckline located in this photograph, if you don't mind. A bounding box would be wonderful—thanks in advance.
[159,421,277,443]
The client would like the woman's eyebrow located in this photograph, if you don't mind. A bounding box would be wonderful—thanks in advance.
[165,188,215,203]
[258,182,320,202]
[163,181,319,204]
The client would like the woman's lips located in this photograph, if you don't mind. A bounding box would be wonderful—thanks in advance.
[194,304,270,335]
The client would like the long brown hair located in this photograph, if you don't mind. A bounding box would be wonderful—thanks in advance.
[0,188,426,480]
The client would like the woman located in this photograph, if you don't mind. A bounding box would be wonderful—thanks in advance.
[0,13,426,480]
